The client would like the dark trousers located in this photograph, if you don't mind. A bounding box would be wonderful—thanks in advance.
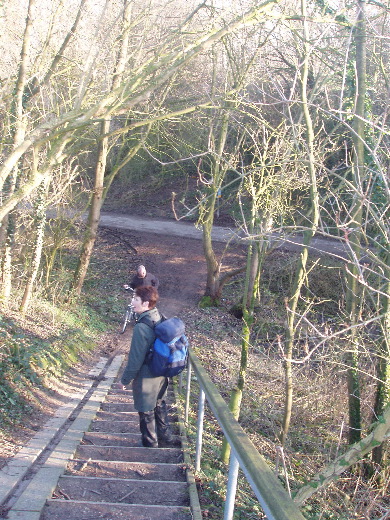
[139,409,158,447]
[138,399,172,447]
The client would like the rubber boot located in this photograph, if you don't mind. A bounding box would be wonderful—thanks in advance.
[154,400,174,446]
[138,411,158,448]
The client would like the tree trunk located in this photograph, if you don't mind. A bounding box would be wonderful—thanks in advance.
[70,1,132,296]
[345,0,366,446]
[372,258,390,466]
[294,402,390,505]
[201,100,230,302]
[70,119,110,296]
[1,0,36,302]
[1,206,16,303]
[20,177,50,314]
[202,194,221,303]
[280,0,319,446]
[221,216,260,463]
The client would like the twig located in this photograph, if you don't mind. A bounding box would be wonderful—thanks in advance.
[276,446,291,498]
[118,489,135,502]
[334,419,345,459]
[56,488,71,500]
[79,457,91,471]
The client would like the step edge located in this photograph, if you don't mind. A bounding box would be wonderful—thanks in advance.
[46,498,191,509]
[70,458,183,466]
[58,474,188,485]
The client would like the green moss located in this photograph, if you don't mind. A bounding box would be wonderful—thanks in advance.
[199,295,219,308]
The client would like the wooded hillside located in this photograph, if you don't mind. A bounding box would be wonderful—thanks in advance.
[0,0,389,518]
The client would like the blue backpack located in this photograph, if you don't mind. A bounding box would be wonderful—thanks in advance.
[139,316,189,377]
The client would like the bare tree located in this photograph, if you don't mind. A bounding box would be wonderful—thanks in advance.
[195,27,275,304]
[1,0,37,302]
[220,121,303,463]
[342,0,367,446]
[70,0,134,295]
[1,0,89,302]
[280,0,320,447]
[0,0,282,301]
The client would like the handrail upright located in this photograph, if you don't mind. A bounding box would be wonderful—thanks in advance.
[224,453,240,520]
[195,388,205,472]
[184,362,192,424]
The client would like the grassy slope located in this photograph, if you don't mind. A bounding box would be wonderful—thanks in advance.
[0,228,134,448]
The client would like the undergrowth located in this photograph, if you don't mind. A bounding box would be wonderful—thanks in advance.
[177,250,389,520]
[0,305,97,430]
[0,228,134,432]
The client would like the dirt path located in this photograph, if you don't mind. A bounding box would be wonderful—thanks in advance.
[99,211,354,260]
[100,211,361,322]
[110,227,246,317]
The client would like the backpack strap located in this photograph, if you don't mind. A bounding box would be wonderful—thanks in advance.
[136,315,157,367]
[137,311,165,329]
[137,315,155,330]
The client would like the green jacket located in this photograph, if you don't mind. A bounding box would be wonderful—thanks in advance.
[120,307,167,412]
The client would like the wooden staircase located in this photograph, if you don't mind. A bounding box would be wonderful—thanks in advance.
[41,385,195,520]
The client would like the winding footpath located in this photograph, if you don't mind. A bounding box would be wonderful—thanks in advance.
[98,212,354,260]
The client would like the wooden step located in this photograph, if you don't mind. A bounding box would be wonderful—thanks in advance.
[66,459,187,481]
[100,401,137,412]
[89,419,140,433]
[54,474,190,505]
[42,499,193,520]
[102,398,137,410]
[75,445,184,464]
[96,409,139,419]
[81,431,181,448]
[89,418,180,434]
[81,431,140,446]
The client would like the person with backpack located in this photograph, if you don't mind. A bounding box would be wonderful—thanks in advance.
[120,285,172,448]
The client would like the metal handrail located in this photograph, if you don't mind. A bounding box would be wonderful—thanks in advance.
[184,349,306,520]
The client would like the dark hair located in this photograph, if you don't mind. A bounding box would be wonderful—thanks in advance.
[135,285,158,309]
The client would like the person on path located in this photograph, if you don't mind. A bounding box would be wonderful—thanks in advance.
[120,285,172,448]
[124,265,159,291]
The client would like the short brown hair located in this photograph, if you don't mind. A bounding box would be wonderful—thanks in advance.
[135,285,158,309]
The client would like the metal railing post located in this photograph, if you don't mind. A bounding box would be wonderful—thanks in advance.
[185,362,192,424]
[195,388,205,472]
[223,453,240,520]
